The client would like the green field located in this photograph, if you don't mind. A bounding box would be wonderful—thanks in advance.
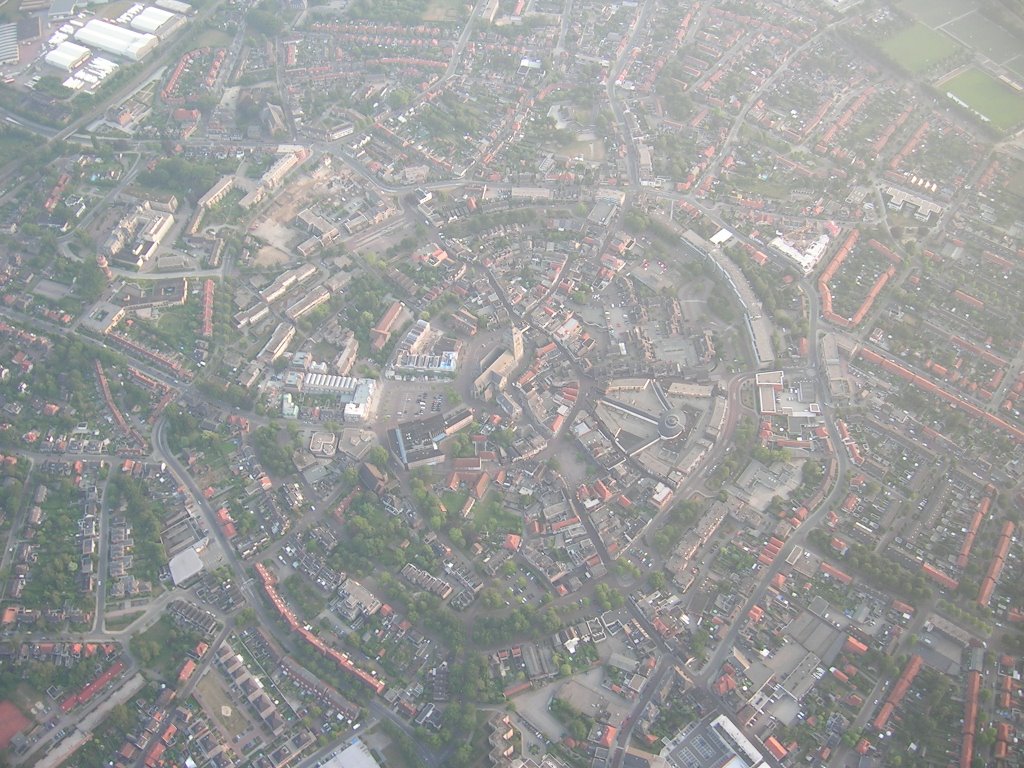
[879,23,960,73]
[943,68,1024,132]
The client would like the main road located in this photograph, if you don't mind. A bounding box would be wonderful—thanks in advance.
[696,280,852,686]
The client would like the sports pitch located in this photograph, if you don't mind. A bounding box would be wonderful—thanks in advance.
[879,23,960,74]
[943,68,1024,133]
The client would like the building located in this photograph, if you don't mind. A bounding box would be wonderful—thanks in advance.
[258,322,296,363]
[286,286,331,321]
[47,0,82,21]
[474,326,524,400]
[333,330,358,375]
[299,375,377,422]
[197,176,235,209]
[337,577,382,621]
[321,740,381,768]
[0,23,16,65]
[74,19,158,61]
[168,542,206,586]
[661,714,767,768]
[130,6,184,37]
[44,41,91,71]
[371,301,408,351]
[155,0,194,14]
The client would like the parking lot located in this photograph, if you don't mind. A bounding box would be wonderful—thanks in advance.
[376,380,450,423]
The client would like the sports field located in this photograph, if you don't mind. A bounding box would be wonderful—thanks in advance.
[942,11,1022,65]
[0,701,30,749]
[879,23,960,74]
[899,0,966,27]
[943,68,1024,133]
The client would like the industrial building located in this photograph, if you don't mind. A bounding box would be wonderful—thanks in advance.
[44,40,91,71]
[155,0,193,14]
[130,6,184,37]
[0,23,19,65]
[74,19,158,61]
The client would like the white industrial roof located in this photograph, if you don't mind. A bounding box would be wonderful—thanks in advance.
[74,18,156,59]
[45,40,91,70]
[321,741,380,768]
[155,0,191,13]
[131,6,175,34]
[168,545,205,585]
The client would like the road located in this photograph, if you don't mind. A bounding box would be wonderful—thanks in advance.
[696,277,853,686]
[15,671,146,767]
[152,417,450,768]
[699,17,850,189]
[91,477,112,634]
[605,0,657,190]
[443,0,490,80]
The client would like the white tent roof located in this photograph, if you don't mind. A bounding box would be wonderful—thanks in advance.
[74,18,156,59]
[45,40,90,70]
[131,6,175,33]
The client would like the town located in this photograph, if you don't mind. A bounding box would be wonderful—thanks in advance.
[0,0,1022,767]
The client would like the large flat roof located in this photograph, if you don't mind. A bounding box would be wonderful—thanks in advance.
[168,545,204,585]
[321,740,381,768]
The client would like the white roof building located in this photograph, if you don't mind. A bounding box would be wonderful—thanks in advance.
[45,40,91,71]
[321,741,380,768]
[74,19,158,61]
[155,0,193,14]
[131,6,182,36]
[168,541,207,585]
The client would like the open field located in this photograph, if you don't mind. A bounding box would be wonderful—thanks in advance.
[195,674,251,740]
[943,68,1024,133]
[105,610,146,631]
[193,28,233,49]
[879,23,960,73]
[422,0,464,22]
[555,139,607,162]
[899,0,969,27]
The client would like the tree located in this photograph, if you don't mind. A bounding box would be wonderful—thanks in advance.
[647,571,666,591]
[367,445,389,471]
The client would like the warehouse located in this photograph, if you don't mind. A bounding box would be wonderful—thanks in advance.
[155,0,194,14]
[0,23,18,65]
[44,40,91,71]
[130,6,184,37]
[74,19,157,61]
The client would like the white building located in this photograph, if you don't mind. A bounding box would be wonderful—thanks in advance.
[74,19,158,61]
[45,41,91,71]
[155,0,193,13]
[130,6,184,37]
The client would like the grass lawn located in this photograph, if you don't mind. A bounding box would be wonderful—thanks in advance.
[193,27,233,49]
[943,68,1024,133]
[473,492,522,534]
[441,489,469,514]
[422,0,465,21]
[105,611,146,631]
[195,674,251,739]
[879,23,960,73]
